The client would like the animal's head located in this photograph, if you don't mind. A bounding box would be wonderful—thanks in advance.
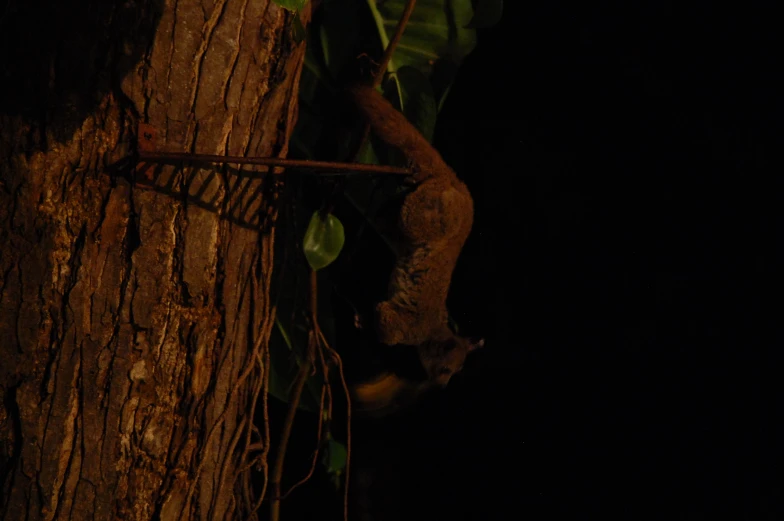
[419,334,484,388]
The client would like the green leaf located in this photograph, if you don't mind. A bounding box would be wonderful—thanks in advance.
[303,211,345,271]
[366,0,476,108]
[291,12,307,43]
[321,437,347,475]
[272,0,309,10]
[275,318,295,351]
[356,139,380,166]
[385,66,437,143]
[268,319,323,412]
[319,0,364,81]
[465,0,503,29]
[301,39,332,103]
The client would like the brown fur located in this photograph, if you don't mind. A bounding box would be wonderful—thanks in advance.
[349,85,479,386]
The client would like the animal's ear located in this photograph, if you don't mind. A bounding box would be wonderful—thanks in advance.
[468,338,485,352]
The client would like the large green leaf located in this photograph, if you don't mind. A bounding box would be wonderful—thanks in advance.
[321,437,347,475]
[366,0,476,107]
[303,211,346,271]
[268,319,323,412]
[300,36,332,104]
[293,0,479,160]
[319,0,365,82]
[291,12,307,43]
[385,65,437,143]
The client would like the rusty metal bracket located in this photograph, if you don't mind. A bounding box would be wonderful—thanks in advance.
[135,123,160,182]
[134,122,413,177]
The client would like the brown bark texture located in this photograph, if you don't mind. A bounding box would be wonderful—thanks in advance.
[0,0,308,519]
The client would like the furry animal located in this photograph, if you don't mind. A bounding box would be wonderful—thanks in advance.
[348,85,482,388]
[350,372,430,418]
[349,336,483,417]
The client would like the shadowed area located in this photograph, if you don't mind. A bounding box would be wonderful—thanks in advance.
[0,0,162,140]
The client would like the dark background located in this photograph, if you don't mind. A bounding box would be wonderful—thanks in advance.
[277,1,782,520]
[438,1,779,519]
[346,1,780,520]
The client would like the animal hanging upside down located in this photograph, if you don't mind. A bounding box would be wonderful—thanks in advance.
[347,85,483,412]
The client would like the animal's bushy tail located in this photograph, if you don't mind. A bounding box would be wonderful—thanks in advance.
[350,372,428,417]
[348,85,454,179]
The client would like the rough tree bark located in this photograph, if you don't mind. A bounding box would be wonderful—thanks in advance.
[0,0,308,519]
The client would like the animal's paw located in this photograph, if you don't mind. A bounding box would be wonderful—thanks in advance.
[375,301,402,345]
[469,337,485,351]
[402,176,418,187]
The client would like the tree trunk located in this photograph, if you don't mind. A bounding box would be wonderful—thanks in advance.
[0,0,308,519]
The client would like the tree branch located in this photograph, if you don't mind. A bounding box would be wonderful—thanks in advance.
[318,328,351,521]
[269,270,319,521]
[373,0,418,88]
[282,352,328,500]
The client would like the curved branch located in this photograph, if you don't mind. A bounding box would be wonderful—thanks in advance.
[373,0,418,88]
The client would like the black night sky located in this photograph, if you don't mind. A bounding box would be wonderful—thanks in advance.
[256,1,782,520]
[323,2,780,520]
[441,1,778,519]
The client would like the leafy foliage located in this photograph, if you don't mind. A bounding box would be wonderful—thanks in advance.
[322,436,348,477]
[388,66,437,143]
[366,0,477,109]
[268,319,323,412]
[269,0,502,487]
[275,0,503,404]
[272,0,504,405]
[303,211,346,271]
[291,13,308,43]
